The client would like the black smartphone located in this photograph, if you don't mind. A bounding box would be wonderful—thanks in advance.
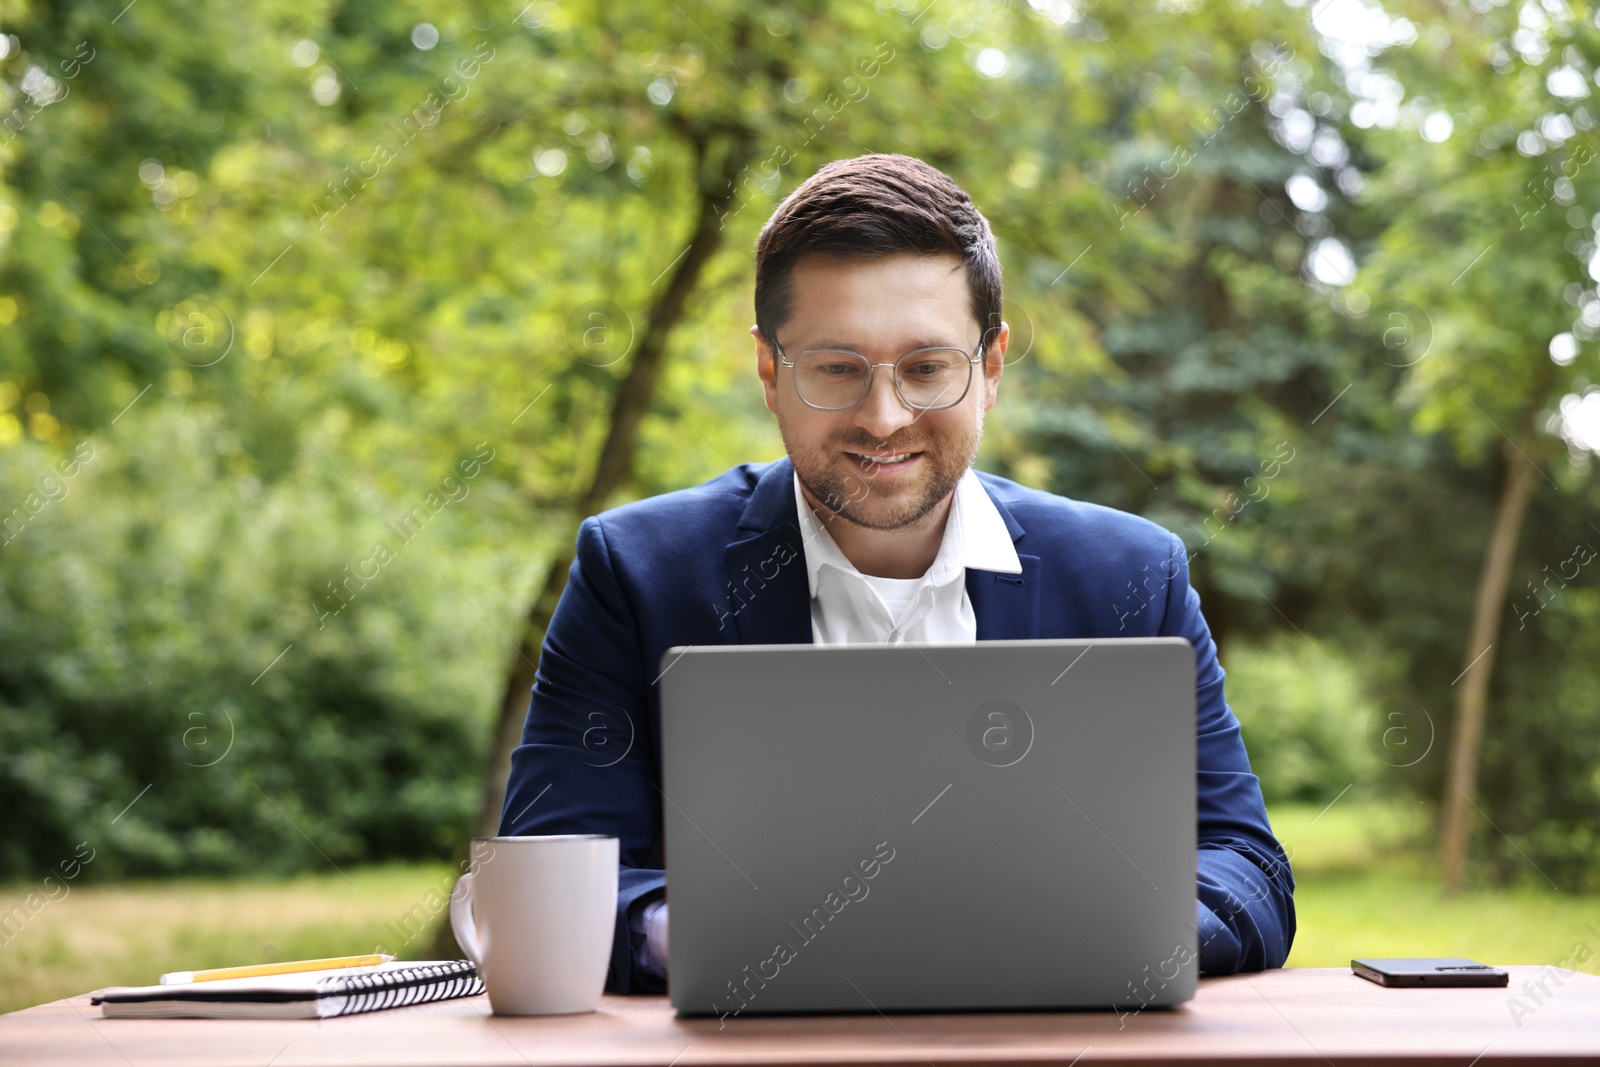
[1352,957,1509,987]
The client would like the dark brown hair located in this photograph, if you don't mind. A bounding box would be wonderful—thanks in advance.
[754,153,1003,350]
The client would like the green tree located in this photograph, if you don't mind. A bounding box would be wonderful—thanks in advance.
[1356,0,1599,890]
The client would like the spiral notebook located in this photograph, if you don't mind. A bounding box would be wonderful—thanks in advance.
[92,960,483,1019]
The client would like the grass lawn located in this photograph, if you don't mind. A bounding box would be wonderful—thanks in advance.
[2,801,1596,1014]
[0,862,459,1014]
[1273,800,1600,972]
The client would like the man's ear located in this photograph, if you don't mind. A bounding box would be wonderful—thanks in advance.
[753,324,779,415]
[982,321,1009,409]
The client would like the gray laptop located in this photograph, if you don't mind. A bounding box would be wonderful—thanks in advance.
[658,638,1197,1017]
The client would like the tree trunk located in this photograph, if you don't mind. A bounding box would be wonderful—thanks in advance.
[423,131,755,960]
[470,129,756,841]
[469,553,575,838]
[1438,443,1539,893]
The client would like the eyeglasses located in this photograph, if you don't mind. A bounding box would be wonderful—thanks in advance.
[770,334,986,412]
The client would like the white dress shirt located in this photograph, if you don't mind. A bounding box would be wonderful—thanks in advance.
[633,466,1022,980]
[793,467,1022,643]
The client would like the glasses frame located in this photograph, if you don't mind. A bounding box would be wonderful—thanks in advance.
[769,333,988,413]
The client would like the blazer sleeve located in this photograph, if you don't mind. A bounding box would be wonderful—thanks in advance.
[499,515,667,994]
[1156,533,1297,973]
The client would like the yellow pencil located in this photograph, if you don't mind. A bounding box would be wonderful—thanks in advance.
[159,954,394,985]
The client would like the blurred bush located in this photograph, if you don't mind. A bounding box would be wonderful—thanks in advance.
[1222,636,1385,806]
[0,399,535,878]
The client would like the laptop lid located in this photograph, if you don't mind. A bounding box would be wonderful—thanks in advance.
[658,638,1197,1017]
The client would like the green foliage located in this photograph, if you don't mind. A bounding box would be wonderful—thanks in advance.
[0,400,534,877]
[1223,637,1388,806]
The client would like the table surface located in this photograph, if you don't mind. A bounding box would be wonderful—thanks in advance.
[2,967,1596,1066]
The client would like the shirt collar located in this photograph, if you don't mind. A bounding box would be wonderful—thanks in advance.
[792,467,1022,597]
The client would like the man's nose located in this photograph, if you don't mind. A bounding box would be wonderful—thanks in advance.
[852,364,916,442]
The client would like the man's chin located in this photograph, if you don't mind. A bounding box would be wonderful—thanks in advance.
[821,486,944,532]
[837,509,935,532]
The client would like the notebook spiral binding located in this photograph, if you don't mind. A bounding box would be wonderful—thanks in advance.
[328,961,484,1017]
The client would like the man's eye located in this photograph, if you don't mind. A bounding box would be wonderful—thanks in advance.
[815,362,862,377]
[903,362,947,378]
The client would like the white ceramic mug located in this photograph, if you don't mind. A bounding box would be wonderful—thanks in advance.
[449,834,619,1015]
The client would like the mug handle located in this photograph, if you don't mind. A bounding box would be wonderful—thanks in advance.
[449,871,487,970]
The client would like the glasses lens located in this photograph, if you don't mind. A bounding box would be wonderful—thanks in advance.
[793,351,871,409]
[896,349,972,410]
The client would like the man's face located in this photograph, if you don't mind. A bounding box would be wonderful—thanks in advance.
[755,252,1007,531]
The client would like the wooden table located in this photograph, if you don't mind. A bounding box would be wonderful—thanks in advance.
[2,967,1596,1066]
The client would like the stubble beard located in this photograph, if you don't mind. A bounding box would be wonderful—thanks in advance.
[783,405,985,532]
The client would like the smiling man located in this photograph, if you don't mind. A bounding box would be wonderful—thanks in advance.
[498,153,1295,995]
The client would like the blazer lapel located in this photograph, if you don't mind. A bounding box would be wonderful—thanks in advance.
[725,458,813,645]
[968,555,1042,639]
[968,479,1041,640]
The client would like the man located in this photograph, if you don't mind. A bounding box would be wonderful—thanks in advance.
[499,153,1295,995]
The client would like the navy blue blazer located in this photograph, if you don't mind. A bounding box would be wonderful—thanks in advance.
[499,457,1295,993]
